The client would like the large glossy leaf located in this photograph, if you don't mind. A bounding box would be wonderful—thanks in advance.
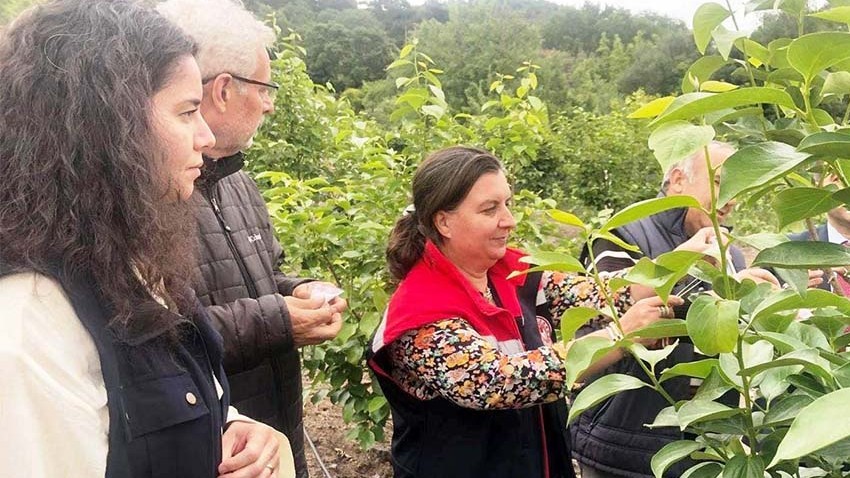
[625,251,705,301]
[560,307,601,342]
[648,121,716,173]
[627,319,688,341]
[682,56,728,94]
[687,296,740,356]
[602,196,701,233]
[548,209,585,228]
[647,406,679,429]
[712,25,749,61]
[564,336,616,388]
[734,233,788,251]
[772,187,842,229]
[787,32,850,81]
[681,462,723,478]
[677,400,741,430]
[770,388,850,467]
[753,241,850,269]
[692,367,734,401]
[651,88,797,126]
[797,131,850,158]
[740,349,833,384]
[651,440,702,478]
[752,288,850,320]
[823,71,850,96]
[630,341,679,372]
[660,358,718,383]
[567,374,647,424]
[693,2,731,54]
[811,6,850,24]
[723,455,764,478]
[762,394,814,425]
[519,251,584,271]
[629,96,676,119]
[718,142,812,205]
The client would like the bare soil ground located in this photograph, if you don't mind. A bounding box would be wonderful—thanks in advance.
[302,392,393,478]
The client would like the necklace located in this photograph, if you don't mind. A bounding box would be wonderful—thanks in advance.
[482,286,494,303]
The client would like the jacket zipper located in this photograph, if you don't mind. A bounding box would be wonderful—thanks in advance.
[206,187,259,299]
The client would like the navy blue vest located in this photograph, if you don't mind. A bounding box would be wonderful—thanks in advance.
[1,265,229,478]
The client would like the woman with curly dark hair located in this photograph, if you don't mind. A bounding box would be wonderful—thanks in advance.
[0,1,285,476]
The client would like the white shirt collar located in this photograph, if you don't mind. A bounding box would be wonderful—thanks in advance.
[827,220,849,245]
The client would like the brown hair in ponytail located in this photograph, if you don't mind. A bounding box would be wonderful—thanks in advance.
[386,146,504,281]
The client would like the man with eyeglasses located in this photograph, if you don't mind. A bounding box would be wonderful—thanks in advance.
[158,1,346,477]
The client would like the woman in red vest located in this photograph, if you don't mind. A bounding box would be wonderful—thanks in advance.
[369,146,683,478]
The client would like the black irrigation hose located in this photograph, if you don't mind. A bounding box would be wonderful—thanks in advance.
[305,426,334,478]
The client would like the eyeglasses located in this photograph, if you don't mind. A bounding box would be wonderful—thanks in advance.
[203,73,279,98]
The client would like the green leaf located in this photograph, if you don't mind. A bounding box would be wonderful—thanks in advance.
[387,58,413,71]
[548,209,585,228]
[751,288,850,320]
[519,251,585,272]
[627,319,689,341]
[659,358,718,382]
[736,38,770,67]
[733,233,788,251]
[590,232,640,253]
[647,406,679,429]
[797,131,850,158]
[718,142,812,205]
[693,366,734,401]
[681,462,723,478]
[723,455,764,478]
[648,121,716,173]
[629,251,705,301]
[628,96,676,119]
[753,241,850,269]
[686,296,740,356]
[770,388,850,467]
[677,400,741,430]
[823,71,850,96]
[700,81,739,92]
[772,187,842,229]
[652,88,797,126]
[711,25,749,61]
[560,307,601,342]
[420,104,445,119]
[763,394,814,425]
[602,196,701,233]
[629,341,679,372]
[693,2,731,54]
[367,396,387,413]
[651,440,702,478]
[564,336,616,388]
[740,349,833,384]
[811,6,850,25]
[787,32,850,82]
[568,374,648,424]
[682,56,728,94]
[398,44,414,59]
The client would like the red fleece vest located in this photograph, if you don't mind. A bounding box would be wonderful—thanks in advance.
[372,240,529,355]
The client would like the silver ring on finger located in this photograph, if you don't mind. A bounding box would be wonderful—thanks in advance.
[265,463,275,472]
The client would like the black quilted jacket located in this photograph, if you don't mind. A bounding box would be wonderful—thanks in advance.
[191,153,312,477]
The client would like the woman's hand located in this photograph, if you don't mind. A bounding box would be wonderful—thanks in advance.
[618,295,685,343]
[734,267,780,288]
[219,421,281,478]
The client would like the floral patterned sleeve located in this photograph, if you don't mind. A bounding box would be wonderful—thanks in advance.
[540,270,633,328]
[389,318,566,410]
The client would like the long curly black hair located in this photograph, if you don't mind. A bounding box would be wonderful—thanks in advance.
[0,0,200,343]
